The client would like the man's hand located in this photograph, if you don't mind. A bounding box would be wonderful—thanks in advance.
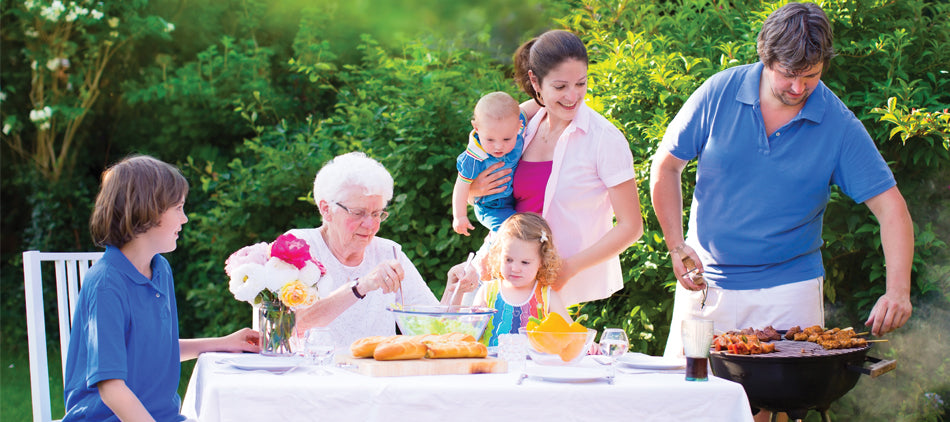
[865,292,912,336]
[670,244,706,291]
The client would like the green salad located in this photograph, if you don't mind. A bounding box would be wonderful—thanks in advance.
[400,315,481,338]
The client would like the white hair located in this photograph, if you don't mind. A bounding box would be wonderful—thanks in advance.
[312,152,394,205]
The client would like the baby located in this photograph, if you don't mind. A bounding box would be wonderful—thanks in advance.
[452,91,526,235]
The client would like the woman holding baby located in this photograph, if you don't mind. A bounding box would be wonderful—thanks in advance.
[456,30,644,307]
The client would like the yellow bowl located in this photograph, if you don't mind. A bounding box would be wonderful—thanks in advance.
[519,327,596,365]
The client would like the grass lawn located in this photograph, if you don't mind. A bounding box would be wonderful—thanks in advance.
[2,345,195,421]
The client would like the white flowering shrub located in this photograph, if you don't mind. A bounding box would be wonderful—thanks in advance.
[0,0,174,182]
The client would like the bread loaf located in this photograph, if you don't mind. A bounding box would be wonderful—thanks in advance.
[350,335,391,358]
[410,332,477,344]
[373,336,427,360]
[424,341,488,359]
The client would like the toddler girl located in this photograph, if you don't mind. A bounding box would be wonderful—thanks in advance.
[473,212,570,347]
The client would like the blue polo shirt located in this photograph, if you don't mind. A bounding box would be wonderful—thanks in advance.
[662,62,895,290]
[63,246,183,421]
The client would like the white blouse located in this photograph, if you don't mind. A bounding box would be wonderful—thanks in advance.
[286,228,439,350]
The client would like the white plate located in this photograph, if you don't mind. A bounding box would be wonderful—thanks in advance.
[616,353,686,370]
[218,355,303,371]
[525,366,608,383]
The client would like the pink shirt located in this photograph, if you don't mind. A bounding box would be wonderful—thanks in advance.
[522,102,636,305]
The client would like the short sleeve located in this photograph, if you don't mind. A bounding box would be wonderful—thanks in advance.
[83,284,129,386]
[661,78,713,162]
[832,120,896,203]
[595,125,636,188]
[456,152,481,183]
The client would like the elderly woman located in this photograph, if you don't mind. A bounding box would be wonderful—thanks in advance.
[290,152,473,350]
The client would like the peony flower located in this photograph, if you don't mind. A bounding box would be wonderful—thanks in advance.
[229,263,266,303]
[263,257,300,292]
[297,261,322,286]
[225,242,269,277]
[270,233,311,269]
[279,280,316,307]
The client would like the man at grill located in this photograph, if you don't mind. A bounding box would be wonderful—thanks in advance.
[651,0,913,377]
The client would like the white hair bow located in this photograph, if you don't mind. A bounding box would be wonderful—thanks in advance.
[540,230,548,243]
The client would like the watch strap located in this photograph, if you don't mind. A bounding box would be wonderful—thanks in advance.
[351,279,365,299]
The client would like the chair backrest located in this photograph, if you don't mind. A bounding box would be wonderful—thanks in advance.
[23,250,103,422]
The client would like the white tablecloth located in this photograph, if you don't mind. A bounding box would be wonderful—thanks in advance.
[182,352,752,422]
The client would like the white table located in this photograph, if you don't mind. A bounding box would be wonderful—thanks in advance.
[182,352,753,422]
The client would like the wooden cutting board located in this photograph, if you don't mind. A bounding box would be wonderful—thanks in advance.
[339,354,508,377]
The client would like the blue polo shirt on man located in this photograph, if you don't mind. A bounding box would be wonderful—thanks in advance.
[661,62,895,290]
[63,246,183,421]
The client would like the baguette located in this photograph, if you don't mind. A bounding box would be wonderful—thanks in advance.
[373,336,427,361]
[350,335,391,358]
[410,332,477,344]
[424,341,488,359]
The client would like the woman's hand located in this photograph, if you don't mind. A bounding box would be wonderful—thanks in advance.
[670,244,705,291]
[468,162,511,201]
[551,257,579,291]
[363,260,405,294]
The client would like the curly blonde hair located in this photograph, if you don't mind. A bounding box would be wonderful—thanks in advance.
[486,213,561,286]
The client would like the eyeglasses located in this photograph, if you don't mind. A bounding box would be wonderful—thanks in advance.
[334,202,389,222]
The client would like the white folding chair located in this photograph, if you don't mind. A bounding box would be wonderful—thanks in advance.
[23,250,103,422]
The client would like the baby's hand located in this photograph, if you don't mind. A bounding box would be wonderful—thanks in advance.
[453,216,475,236]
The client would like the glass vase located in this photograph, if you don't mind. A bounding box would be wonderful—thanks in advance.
[258,299,297,356]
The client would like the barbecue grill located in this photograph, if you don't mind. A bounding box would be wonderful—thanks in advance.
[709,339,895,422]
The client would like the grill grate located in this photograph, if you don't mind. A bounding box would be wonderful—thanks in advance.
[713,339,869,359]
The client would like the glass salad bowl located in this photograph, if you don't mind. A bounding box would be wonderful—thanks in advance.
[388,305,496,341]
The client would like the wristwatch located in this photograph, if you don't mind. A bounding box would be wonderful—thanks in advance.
[350,279,365,299]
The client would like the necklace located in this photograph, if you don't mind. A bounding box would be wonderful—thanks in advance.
[537,118,568,144]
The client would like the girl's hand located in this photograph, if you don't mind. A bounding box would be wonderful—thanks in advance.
[468,162,511,199]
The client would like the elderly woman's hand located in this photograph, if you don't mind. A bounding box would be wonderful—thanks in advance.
[447,262,480,295]
[362,259,405,294]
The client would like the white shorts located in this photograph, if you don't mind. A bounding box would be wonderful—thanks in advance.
[663,277,825,358]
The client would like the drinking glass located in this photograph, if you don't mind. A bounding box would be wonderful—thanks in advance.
[681,319,714,381]
[599,328,629,376]
[497,333,528,373]
[303,327,335,372]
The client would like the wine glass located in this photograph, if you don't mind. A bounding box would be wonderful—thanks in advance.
[303,327,335,374]
[599,328,629,377]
